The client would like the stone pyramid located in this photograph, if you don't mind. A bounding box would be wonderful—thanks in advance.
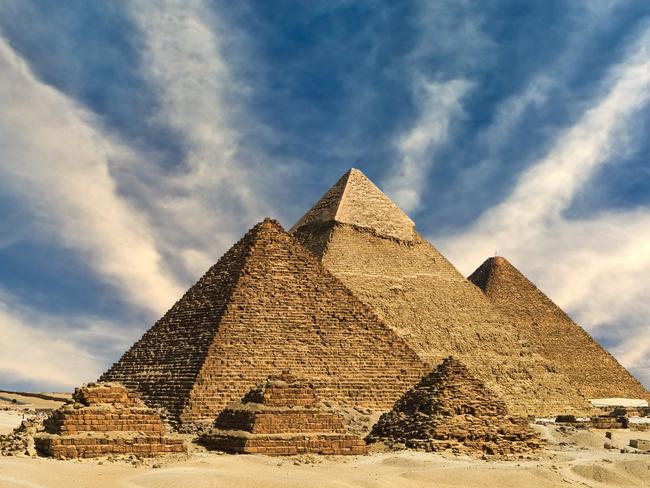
[292,168,592,417]
[100,219,428,428]
[469,256,650,401]
[199,372,366,455]
[34,383,185,459]
[366,357,543,457]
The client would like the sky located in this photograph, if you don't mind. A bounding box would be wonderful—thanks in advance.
[1,0,649,392]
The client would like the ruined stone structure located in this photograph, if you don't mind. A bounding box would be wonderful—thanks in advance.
[292,168,592,416]
[366,357,543,457]
[101,219,428,428]
[468,256,650,401]
[34,383,185,459]
[199,372,366,455]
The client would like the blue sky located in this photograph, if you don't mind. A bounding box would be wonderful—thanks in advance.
[1,0,649,391]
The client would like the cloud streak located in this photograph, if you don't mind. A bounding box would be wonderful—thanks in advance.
[438,24,650,387]
[0,37,184,315]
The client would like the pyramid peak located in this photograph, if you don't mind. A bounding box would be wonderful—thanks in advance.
[291,168,416,241]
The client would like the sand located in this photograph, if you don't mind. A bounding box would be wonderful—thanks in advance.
[1,425,649,488]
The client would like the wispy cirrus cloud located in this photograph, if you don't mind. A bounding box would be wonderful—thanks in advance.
[438,24,650,387]
[0,37,184,315]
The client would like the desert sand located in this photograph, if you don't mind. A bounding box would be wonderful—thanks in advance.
[1,423,649,488]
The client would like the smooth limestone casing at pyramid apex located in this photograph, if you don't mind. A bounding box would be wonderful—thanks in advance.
[101,168,649,429]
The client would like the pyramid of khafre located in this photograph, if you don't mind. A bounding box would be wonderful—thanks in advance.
[100,218,428,428]
[469,256,649,401]
[292,168,594,417]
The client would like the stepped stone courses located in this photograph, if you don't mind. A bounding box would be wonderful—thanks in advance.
[293,168,592,417]
[468,256,650,402]
[199,372,366,455]
[34,383,185,459]
[101,219,428,428]
[366,357,543,457]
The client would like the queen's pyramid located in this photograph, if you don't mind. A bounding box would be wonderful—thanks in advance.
[365,357,543,457]
[469,256,650,401]
[292,168,593,416]
[100,218,428,428]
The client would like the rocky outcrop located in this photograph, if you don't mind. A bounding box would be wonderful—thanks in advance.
[366,357,543,457]
[199,372,366,455]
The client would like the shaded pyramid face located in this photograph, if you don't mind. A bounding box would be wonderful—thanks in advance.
[366,357,543,457]
[469,257,650,401]
[292,169,592,417]
[100,219,428,427]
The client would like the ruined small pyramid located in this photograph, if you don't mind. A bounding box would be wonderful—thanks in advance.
[366,357,543,457]
[34,383,185,459]
[199,372,366,455]
[469,256,650,401]
[100,219,428,428]
[290,168,416,241]
[292,168,591,417]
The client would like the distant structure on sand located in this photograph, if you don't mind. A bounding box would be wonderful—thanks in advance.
[100,168,649,430]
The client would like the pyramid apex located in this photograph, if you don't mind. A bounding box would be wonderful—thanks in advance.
[291,168,416,241]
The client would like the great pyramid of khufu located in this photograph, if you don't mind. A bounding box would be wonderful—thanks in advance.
[199,372,367,455]
[469,256,650,401]
[365,357,543,457]
[100,219,428,428]
[292,168,593,416]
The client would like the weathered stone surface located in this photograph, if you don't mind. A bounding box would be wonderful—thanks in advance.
[290,168,416,241]
[101,219,428,428]
[293,169,592,417]
[468,256,650,402]
[366,357,543,457]
[199,373,366,455]
[34,383,185,459]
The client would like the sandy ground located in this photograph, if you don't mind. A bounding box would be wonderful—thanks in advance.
[0,391,69,412]
[1,424,649,488]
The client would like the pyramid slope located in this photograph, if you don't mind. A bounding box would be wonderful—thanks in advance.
[290,168,416,241]
[102,219,429,428]
[366,357,542,457]
[292,169,592,417]
[469,256,650,401]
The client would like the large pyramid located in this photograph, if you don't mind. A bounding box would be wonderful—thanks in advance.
[292,168,592,416]
[468,256,650,401]
[100,219,428,427]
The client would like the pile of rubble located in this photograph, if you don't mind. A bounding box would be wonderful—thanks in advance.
[0,416,43,457]
[366,357,543,457]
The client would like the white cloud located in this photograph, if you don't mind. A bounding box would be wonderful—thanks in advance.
[383,78,472,212]
[123,0,271,276]
[0,289,130,390]
[0,37,184,315]
[438,26,650,386]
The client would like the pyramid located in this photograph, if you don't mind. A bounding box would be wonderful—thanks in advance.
[199,372,366,455]
[292,168,592,417]
[365,357,543,457]
[468,256,650,401]
[34,383,185,459]
[100,219,429,428]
